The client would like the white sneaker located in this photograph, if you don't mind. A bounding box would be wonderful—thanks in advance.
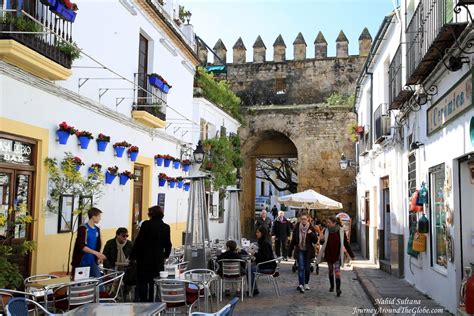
[297,285,305,293]
[304,284,310,290]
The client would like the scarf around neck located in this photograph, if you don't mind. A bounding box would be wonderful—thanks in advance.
[328,225,340,234]
[116,239,127,264]
[299,223,309,250]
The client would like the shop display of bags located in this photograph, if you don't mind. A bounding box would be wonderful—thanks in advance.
[410,190,424,212]
[412,231,426,252]
[418,214,430,233]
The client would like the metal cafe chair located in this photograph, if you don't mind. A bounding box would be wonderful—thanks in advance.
[48,279,99,312]
[5,297,57,316]
[96,270,125,303]
[24,274,60,293]
[183,269,220,312]
[252,257,283,298]
[217,259,247,302]
[0,289,39,315]
[154,278,199,315]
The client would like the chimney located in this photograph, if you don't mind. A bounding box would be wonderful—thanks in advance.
[293,32,307,61]
[314,31,327,59]
[253,35,266,63]
[197,39,208,65]
[336,30,349,58]
[358,27,372,57]
[232,37,246,64]
[273,34,286,62]
[213,39,227,65]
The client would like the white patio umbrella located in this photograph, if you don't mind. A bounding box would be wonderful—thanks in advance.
[277,189,343,209]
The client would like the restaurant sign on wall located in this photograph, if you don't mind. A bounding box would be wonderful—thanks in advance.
[0,138,34,165]
[427,70,473,135]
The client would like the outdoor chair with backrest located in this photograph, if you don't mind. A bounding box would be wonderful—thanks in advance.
[5,297,56,316]
[155,278,199,315]
[0,289,39,315]
[190,297,239,316]
[252,257,282,298]
[183,269,220,311]
[217,259,247,302]
[49,279,99,312]
[24,274,60,292]
[96,270,125,303]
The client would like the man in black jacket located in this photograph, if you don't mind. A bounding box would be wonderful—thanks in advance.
[130,206,172,302]
[103,227,133,269]
[272,211,291,260]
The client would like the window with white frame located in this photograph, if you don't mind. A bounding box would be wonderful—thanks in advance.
[429,163,447,269]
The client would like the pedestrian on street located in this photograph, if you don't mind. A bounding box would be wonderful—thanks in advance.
[71,207,106,278]
[130,205,172,302]
[255,209,272,240]
[317,215,355,297]
[272,211,291,260]
[289,211,318,293]
[251,226,276,296]
[271,205,278,219]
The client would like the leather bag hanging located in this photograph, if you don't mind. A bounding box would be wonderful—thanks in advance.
[407,232,419,258]
[412,231,426,252]
[410,191,423,213]
[418,214,429,233]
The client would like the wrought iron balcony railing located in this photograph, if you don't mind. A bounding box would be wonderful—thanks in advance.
[374,103,391,144]
[133,73,167,122]
[0,0,74,68]
[406,0,468,85]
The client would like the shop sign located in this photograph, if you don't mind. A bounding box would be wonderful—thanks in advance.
[427,71,473,135]
[0,138,34,165]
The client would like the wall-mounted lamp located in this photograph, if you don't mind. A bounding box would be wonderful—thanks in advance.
[339,153,358,170]
[409,141,425,151]
[193,140,205,165]
[446,55,470,72]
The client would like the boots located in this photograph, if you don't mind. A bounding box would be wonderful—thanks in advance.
[329,274,334,292]
[336,278,341,296]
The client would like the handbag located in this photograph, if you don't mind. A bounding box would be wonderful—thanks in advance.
[418,214,429,233]
[417,182,428,205]
[407,232,419,258]
[410,191,423,213]
[412,231,426,252]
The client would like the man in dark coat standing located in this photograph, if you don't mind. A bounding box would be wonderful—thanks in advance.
[130,205,172,302]
[255,209,272,241]
[272,211,291,260]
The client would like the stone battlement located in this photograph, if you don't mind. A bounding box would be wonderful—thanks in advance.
[197,28,372,65]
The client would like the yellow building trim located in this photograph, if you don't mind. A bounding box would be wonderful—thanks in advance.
[135,0,200,66]
[132,110,166,129]
[0,40,72,80]
[169,222,186,247]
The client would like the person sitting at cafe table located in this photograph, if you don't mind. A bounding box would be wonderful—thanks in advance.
[71,207,107,278]
[216,240,246,296]
[103,227,133,269]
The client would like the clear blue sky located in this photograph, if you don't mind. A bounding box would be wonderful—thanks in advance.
[180,0,396,60]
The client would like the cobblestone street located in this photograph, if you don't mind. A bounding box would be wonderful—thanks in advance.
[232,259,374,316]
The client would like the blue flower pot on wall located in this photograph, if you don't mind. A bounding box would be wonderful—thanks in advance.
[155,157,164,166]
[168,180,176,188]
[159,178,166,187]
[177,180,184,189]
[88,167,98,180]
[164,159,171,168]
[56,130,70,145]
[115,146,126,158]
[182,164,190,172]
[97,140,108,152]
[78,136,91,149]
[75,165,81,171]
[129,151,139,162]
[50,1,76,22]
[105,171,116,184]
[161,84,170,94]
[119,175,129,185]
[149,76,164,89]
[184,183,190,191]
[173,161,180,169]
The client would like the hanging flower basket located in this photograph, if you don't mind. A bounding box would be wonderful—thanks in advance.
[50,0,78,23]
[75,165,81,171]
[159,178,166,187]
[162,84,171,94]
[184,182,191,191]
[149,75,165,90]
[177,180,184,189]
[173,160,180,169]
[56,121,76,145]
[168,180,176,188]
[155,156,164,166]
[182,160,191,172]
[164,159,171,168]
[88,163,102,180]
[105,166,118,184]
[128,146,139,162]
[78,136,91,149]
[96,133,110,152]
[119,170,135,185]
[113,141,130,158]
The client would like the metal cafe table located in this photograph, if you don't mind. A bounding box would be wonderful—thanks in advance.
[65,302,166,315]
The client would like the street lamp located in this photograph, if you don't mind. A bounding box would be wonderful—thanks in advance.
[193,140,205,165]
[339,153,358,170]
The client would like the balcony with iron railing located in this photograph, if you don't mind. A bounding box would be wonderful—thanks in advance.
[0,0,74,80]
[389,45,415,109]
[406,0,468,85]
[131,73,168,128]
[374,103,391,144]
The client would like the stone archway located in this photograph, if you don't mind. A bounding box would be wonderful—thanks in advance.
[239,106,357,238]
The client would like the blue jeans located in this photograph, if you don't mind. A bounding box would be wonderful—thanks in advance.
[297,250,311,286]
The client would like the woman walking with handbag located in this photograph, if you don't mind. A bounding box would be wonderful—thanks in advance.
[289,211,318,293]
[317,216,355,297]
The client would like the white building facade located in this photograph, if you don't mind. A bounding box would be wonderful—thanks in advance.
[355,1,474,313]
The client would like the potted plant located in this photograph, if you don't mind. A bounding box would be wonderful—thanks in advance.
[176,176,184,188]
[50,0,78,23]
[155,154,165,167]
[88,163,102,180]
[105,166,119,184]
[183,181,191,192]
[158,173,168,187]
[163,155,174,168]
[96,133,110,152]
[149,73,165,90]
[66,156,84,171]
[128,146,139,162]
[75,130,93,149]
[119,170,135,186]
[172,157,181,169]
[167,177,177,188]
[113,141,131,158]
[181,159,191,172]
[56,121,76,145]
